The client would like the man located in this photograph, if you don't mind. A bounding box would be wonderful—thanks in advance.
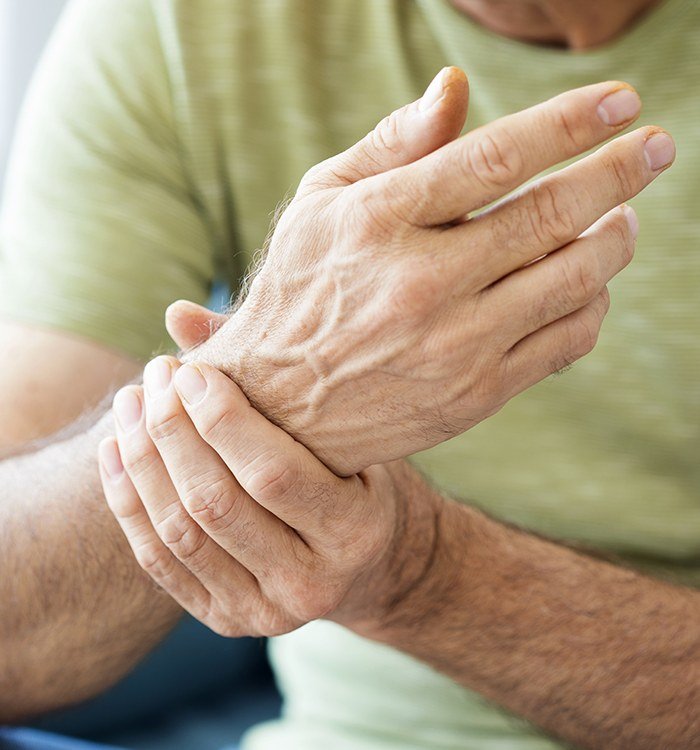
[0,0,697,748]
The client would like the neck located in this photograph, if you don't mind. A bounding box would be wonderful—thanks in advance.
[450,0,662,50]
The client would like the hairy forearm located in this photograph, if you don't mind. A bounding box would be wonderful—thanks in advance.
[0,414,180,721]
[363,466,700,750]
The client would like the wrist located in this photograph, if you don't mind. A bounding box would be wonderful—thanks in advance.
[189,301,368,475]
[340,461,455,638]
[188,307,295,428]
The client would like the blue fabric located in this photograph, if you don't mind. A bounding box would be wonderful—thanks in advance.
[1,728,245,750]
[101,679,279,750]
[32,616,272,738]
[24,617,278,750]
[0,728,123,749]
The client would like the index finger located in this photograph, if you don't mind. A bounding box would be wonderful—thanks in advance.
[380,81,642,226]
[171,362,356,544]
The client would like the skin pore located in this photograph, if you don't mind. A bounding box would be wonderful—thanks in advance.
[451,0,662,50]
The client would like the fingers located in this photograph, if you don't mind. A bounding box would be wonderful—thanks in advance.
[485,205,636,345]
[98,435,216,622]
[139,358,306,576]
[110,378,260,601]
[165,300,228,350]
[382,81,643,226]
[462,126,673,283]
[503,287,611,398]
[171,361,358,543]
[296,66,469,196]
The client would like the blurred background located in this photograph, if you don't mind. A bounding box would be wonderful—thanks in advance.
[0,1,279,747]
[0,0,65,191]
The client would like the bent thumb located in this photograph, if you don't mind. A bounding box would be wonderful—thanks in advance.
[299,66,469,195]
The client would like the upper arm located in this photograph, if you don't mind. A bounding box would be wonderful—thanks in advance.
[0,320,140,452]
[0,0,217,364]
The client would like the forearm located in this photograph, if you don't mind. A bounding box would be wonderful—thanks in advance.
[0,413,180,722]
[362,465,700,750]
[0,321,141,453]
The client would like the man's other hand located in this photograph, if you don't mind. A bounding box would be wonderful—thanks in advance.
[99,357,428,637]
[180,69,673,475]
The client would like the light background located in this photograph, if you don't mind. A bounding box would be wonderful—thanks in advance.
[0,0,66,194]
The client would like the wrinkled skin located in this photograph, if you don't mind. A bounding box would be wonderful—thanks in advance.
[181,70,671,475]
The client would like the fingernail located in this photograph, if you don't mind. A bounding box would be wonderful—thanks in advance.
[597,87,641,126]
[113,388,142,432]
[644,132,676,171]
[143,357,172,397]
[99,439,124,480]
[419,68,447,112]
[621,204,639,239]
[174,364,207,405]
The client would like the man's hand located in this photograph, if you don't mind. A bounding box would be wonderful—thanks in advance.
[187,69,674,475]
[98,357,429,636]
[100,355,700,750]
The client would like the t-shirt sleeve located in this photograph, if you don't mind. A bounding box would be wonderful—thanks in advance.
[0,0,215,361]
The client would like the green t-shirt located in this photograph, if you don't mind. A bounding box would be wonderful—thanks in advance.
[1,1,698,747]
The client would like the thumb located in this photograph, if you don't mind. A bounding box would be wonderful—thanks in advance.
[298,66,469,195]
[165,300,228,351]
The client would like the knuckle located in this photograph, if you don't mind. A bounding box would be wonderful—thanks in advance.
[245,451,301,502]
[196,403,233,445]
[303,157,358,193]
[370,110,404,160]
[607,212,629,245]
[154,510,206,562]
[569,310,601,359]
[385,260,441,320]
[104,490,139,521]
[134,540,171,580]
[588,290,612,328]
[342,182,408,243]
[562,255,600,307]
[146,408,182,443]
[529,180,578,248]
[298,106,408,197]
[121,441,159,479]
[553,104,584,152]
[297,160,329,193]
[603,151,638,198]
[182,476,240,530]
[465,129,524,190]
[621,235,635,266]
[608,215,635,265]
